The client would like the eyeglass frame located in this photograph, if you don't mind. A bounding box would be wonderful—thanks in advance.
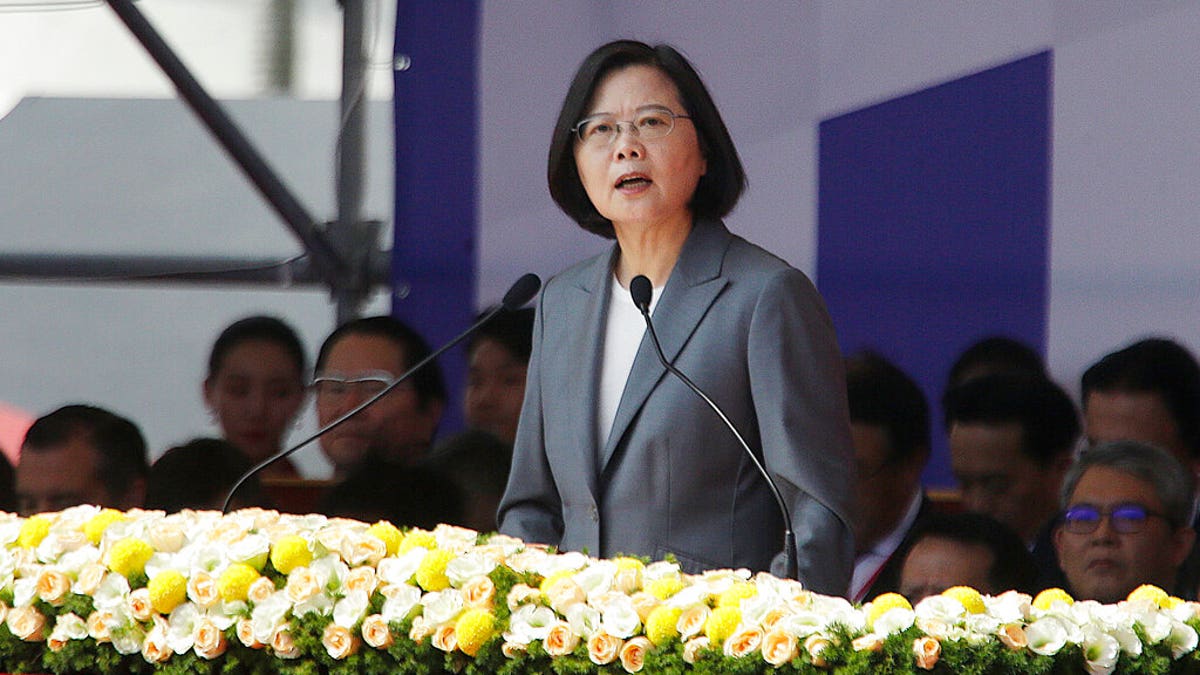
[1059,501,1172,535]
[570,105,693,146]
[310,370,409,401]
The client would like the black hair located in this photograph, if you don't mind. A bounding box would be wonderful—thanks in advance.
[319,456,463,529]
[547,40,746,238]
[23,404,148,502]
[315,315,447,409]
[844,351,930,464]
[946,336,1044,391]
[467,307,535,364]
[903,512,1039,595]
[0,452,13,513]
[943,373,1079,465]
[1081,337,1200,458]
[145,437,271,512]
[207,315,307,382]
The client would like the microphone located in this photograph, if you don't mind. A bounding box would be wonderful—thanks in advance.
[222,273,542,513]
[629,275,797,581]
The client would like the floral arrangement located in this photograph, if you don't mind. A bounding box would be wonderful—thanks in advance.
[2,507,1200,674]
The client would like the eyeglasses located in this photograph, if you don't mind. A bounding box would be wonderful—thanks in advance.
[311,371,405,403]
[1060,502,1169,534]
[571,107,692,146]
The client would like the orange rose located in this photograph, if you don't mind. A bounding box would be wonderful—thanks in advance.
[543,621,580,657]
[913,636,941,670]
[762,628,799,667]
[619,636,652,672]
[588,632,624,665]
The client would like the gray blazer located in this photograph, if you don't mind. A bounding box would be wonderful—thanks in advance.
[498,218,855,596]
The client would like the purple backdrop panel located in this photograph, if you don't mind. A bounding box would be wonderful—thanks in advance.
[817,52,1051,489]
[392,1,479,436]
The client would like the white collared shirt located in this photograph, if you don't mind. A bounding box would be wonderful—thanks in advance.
[850,490,923,602]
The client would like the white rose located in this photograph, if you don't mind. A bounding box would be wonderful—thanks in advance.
[378,548,427,585]
[333,589,370,629]
[228,533,270,566]
[446,552,496,586]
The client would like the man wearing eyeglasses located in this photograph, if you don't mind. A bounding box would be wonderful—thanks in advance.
[1054,440,1196,603]
[312,316,446,479]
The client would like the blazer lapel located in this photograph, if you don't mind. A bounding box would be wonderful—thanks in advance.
[567,245,618,493]
[599,219,732,473]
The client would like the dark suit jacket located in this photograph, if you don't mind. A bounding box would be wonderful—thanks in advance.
[498,218,855,595]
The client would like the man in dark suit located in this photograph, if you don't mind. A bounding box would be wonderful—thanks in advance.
[845,352,931,602]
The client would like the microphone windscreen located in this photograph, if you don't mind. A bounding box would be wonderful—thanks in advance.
[502,273,542,309]
[630,275,653,311]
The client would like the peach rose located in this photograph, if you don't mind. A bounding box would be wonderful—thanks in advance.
[913,636,941,670]
[142,620,173,664]
[502,641,527,658]
[630,591,659,623]
[506,583,542,610]
[998,623,1028,651]
[805,634,831,667]
[74,563,108,596]
[620,636,652,672]
[462,575,496,610]
[409,615,436,643]
[128,588,154,621]
[147,520,186,553]
[544,621,581,657]
[86,610,113,642]
[547,578,586,614]
[342,534,387,567]
[210,518,250,546]
[345,566,379,596]
[587,632,624,665]
[432,624,458,653]
[247,576,277,604]
[762,628,799,667]
[285,567,320,604]
[323,623,360,659]
[724,626,764,658]
[852,634,884,652]
[237,618,263,648]
[761,607,788,630]
[361,613,394,649]
[188,571,220,608]
[682,636,711,664]
[0,601,7,625]
[272,627,301,659]
[677,605,710,639]
[194,617,228,660]
[36,569,72,606]
[614,566,642,595]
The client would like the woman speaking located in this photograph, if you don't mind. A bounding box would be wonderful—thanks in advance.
[498,40,855,596]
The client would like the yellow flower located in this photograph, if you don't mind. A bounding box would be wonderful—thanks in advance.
[717,581,757,609]
[17,515,52,549]
[398,529,437,554]
[704,606,741,645]
[270,535,312,575]
[218,563,261,603]
[1032,588,1074,611]
[107,538,154,578]
[942,586,985,614]
[455,608,496,656]
[866,593,912,629]
[539,570,575,595]
[416,548,455,592]
[82,509,127,545]
[148,570,188,614]
[645,606,682,646]
[366,521,403,556]
[646,577,684,600]
[1127,584,1170,608]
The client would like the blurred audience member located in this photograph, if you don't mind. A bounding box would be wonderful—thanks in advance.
[844,352,931,602]
[945,336,1045,392]
[313,316,446,478]
[16,404,148,515]
[0,452,14,513]
[898,512,1037,603]
[145,437,271,512]
[0,400,32,467]
[1080,337,1200,472]
[204,315,308,480]
[464,308,534,446]
[1054,441,1196,602]
[319,454,463,529]
[427,429,513,532]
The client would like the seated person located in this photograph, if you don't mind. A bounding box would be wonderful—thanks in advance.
[898,512,1037,603]
[145,437,272,512]
[844,351,931,603]
[426,429,512,532]
[1054,440,1196,603]
[15,404,148,515]
[318,454,463,530]
[945,335,1045,391]
[464,308,534,446]
[0,452,13,513]
[203,315,308,480]
[313,316,446,478]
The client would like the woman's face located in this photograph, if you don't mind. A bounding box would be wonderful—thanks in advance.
[204,339,306,462]
[573,64,706,236]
